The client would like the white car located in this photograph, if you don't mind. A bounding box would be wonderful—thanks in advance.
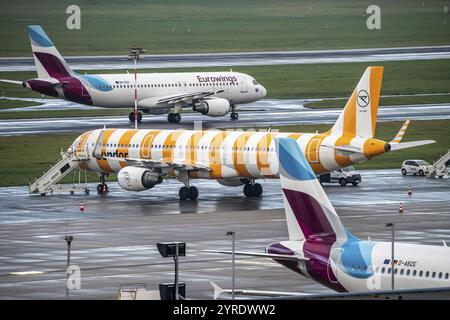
[401,160,431,176]
[319,166,361,186]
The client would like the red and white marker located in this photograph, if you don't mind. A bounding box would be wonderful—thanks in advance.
[80,201,85,212]
[408,185,413,196]
[399,203,404,214]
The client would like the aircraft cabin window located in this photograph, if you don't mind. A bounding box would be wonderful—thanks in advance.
[400,269,404,275]
[439,272,443,279]
[419,271,423,277]
[446,273,449,279]
[432,272,436,278]
[387,268,392,274]
[394,268,398,275]
[426,271,430,277]
[413,270,417,276]
[406,269,410,276]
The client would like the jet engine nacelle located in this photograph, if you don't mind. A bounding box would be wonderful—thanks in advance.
[216,178,249,187]
[194,98,230,117]
[117,166,162,192]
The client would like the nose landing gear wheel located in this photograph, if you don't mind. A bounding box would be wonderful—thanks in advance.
[168,113,181,123]
[97,184,109,194]
[230,112,239,120]
[129,112,142,122]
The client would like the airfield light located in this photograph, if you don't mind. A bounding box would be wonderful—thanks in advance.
[226,231,236,300]
[128,46,147,129]
[64,235,74,299]
[157,242,186,300]
[385,223,395,290]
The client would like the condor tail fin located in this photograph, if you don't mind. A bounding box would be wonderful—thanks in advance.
[329,66,384,139]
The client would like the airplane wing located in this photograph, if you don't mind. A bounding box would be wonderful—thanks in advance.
[0,79,23,85]
[203,249,309,261]
[138,90,225,108]
[211,281,450,300]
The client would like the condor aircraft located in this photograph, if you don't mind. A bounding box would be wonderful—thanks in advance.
[56,66,434,199]
[207,138,450,297]
[1,25,266,123]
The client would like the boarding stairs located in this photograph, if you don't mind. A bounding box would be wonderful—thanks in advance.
[428,149,450,178]
[28,147,90,195]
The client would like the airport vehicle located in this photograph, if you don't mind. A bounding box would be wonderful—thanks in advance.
[29,66,435,199]
[207,138,450,294]
[0,26,266,123]
[401,160,431,176]
[319,166,361,186]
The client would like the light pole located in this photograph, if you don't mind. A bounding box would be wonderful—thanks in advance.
[156,242,186,300]
[128,46,146,129]
[64,235,73,299]
[226,231,236,300]
[385,223,395,290]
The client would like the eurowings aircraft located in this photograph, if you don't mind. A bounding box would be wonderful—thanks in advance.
[205,138,450,297]
[60,66,433,199]
[0,25,266,123]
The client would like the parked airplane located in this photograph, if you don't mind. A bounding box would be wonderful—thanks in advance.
[206,137,450,296]
[0,25,266,123]
[51,66,434,199]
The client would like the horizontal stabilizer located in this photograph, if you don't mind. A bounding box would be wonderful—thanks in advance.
[390,140,435,151]
[203,250,309,261]
[209,281,309,299]
[0,79,22,85]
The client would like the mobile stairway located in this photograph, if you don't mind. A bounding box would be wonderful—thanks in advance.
[28,147,90,195]
[428,149,450,178]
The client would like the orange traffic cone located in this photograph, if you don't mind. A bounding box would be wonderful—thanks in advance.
[80,201,85,212]
[399,203,404,214]
[407,185,413,196]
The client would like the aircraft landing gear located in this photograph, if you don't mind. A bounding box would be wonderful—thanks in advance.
[230,105,239,120]
[129,111,142,122]
[168,113,181,123]
[97,173,109,194]
[179,186,198,200]
[243,182,263,198]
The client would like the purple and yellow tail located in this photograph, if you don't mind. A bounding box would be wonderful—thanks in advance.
[27,25,74,79]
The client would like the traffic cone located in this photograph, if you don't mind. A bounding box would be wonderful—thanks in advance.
[407,185,413,196]
[399,203,404,214]
[80,201,85,212]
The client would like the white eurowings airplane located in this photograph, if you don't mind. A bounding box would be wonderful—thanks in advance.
[0,25,266,123]
[205,138,450,298]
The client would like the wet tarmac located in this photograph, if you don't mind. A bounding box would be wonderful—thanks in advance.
[2,46,450,72]
[1,99,450,136]
[0,169,449,299]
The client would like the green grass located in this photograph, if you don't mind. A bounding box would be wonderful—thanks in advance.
[1,59,450,118]
[1,119,449,187]
[1,0,450,56]
[0,99,41,109]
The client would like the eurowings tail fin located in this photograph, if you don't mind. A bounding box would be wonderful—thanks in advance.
[27,25,74,79]
[276,138,347,241]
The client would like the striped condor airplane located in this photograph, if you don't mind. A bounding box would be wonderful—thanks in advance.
[0,25,266,123]
[67,66,434,199]
[207,138,450,298]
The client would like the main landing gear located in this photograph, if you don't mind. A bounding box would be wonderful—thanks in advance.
[230,105,239,120]
[178,186,198,200]
[97,173,109,194]
[243,181,263,198]
[129,111,142,122]
[168,113,181,123]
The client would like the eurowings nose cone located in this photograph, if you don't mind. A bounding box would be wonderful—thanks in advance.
[260,86,267,98]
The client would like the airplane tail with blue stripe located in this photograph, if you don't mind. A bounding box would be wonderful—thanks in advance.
[27,25,74,79]
[275,138,347,242]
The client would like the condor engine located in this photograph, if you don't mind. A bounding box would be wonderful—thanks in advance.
[117,167,162,192]
[193,98,230,117]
